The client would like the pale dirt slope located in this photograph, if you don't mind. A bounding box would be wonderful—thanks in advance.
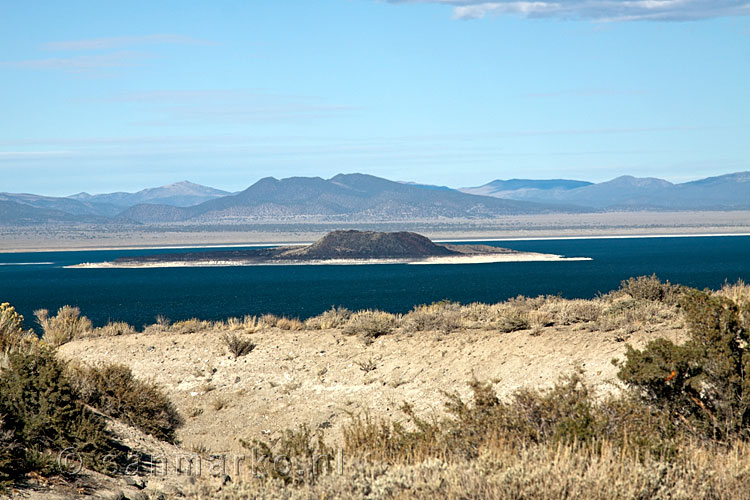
[59,324,685,455]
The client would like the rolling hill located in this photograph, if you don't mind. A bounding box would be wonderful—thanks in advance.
[461,172,750,210]
[116,173,579,223]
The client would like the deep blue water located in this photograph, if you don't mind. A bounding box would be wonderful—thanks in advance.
[1,236,749,330]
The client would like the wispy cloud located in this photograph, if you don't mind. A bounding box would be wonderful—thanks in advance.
[0,151,75,161]
[521,88,648,98]
[42,34,216,51]
[0,51,145,73]
[388,0,750,22]
[114,89,358,125]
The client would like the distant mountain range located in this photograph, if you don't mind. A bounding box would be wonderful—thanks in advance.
[69,181,230,209]
[115,173,572,223]
[1,171,748,226]
[460,172,750,210]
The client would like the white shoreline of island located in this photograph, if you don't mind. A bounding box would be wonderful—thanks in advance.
[4,231,750,254]
[65,253,592,269]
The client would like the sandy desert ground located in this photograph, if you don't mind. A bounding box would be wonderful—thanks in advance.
[3,211,750,252]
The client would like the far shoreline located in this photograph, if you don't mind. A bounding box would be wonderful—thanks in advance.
[2,231,750,254]
[65,253,593,269]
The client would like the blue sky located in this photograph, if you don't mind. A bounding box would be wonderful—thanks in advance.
[1,0,748,195]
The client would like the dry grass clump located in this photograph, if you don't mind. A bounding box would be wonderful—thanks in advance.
[343,373,675,465]
[34,305,93,346]
[495,305,530,333]
[0,303,31,355]
[259,313,280,328]
[169,318,213,334]
[304,306,352,330]
[222,332,256,359]
[403,301,464,333]
[277,317,304,331]
[193,367,749,499]
[343,310,399,338]
[92,320,136,337]
[717,279,750,324]
[186,441,750,500]
[69,362,183,443]
[218,315,264,333]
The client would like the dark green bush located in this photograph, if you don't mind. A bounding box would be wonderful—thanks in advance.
[71,363,183,443]
[0,346,115,483]
[618,288,750,441]
[0,416,19,488]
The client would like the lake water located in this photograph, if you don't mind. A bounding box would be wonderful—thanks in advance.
[1,235,749,330]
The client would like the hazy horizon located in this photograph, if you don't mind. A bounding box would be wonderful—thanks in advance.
[2,1,748,196]
[6,169,749,199]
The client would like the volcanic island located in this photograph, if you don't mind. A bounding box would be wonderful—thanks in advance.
[69,230,590,268]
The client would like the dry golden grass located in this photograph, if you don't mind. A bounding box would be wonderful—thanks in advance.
[91,320,136,337]
[34,305,93,346]
[184,442,750,500]
[50,275,705,342]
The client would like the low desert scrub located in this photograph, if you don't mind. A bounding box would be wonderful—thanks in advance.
[69,362,183,443]
[717,279,750,323]
[403,301,464,333]
[207,367,748,498]
[92,320,136,337]
[222,332,256,359]
[0,302,31,355]
[239,425,332,484]
[304,306,352,330]
[615,274,683,305]
[277,317,304,331]
[170,317,213,334]
[259,313,280,328]
[553,299,603,325]
[343,373,676,465]
[187,440,750,500]
[494,305,530,333]
[34,305,93,346]
[343,310,399,338]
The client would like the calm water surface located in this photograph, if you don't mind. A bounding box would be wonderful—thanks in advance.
[1,236,748,330]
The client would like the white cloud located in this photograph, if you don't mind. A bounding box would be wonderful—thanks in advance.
[388,0,750,21]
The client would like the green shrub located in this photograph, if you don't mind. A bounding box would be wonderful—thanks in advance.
[618,288,750,440]
[35,306,93,346]
[0,416,19,488]
[222,332,256,359]
[0,346,115,480]
[71,363,183,443]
